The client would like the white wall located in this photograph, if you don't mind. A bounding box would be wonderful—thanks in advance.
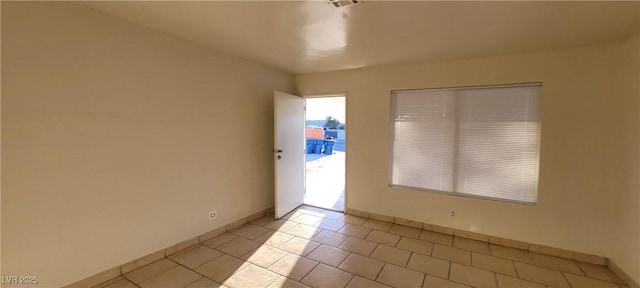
[296,35,640,283]
[1,2,294,287]
[610,34,640,284]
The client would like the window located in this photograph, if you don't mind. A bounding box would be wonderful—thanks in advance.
[389,83,541,204]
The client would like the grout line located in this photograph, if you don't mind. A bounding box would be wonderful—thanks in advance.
[419,271,426,288]
[344,274,358,287]
[560,271,573,287]
[297,260,320,282]
[511,259,519,279]
[92,206,626,288]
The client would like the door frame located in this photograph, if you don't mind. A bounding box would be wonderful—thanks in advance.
[303,93,348,212]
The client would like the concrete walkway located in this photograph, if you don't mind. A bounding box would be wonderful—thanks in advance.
[304,151,345,211]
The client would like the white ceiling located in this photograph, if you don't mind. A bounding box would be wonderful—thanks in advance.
[83,1,639,74]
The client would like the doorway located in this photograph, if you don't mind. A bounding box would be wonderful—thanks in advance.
[304,96,346,211]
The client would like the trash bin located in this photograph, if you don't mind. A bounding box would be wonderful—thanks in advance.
[313,140,323,154]
[323,140,336,154]
[306,139,315,154]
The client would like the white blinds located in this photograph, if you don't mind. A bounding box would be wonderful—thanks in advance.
[390,84,540,204]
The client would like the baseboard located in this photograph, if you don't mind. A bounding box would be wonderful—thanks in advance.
[346,207,608,266]
[609,259,640,288]
[65,206,275,288]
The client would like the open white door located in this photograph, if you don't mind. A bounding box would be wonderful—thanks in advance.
[274,91,305,219]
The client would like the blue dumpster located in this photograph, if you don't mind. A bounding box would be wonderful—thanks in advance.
[323,140,336,154]
[313,140,323,154]
[306,139,315,154]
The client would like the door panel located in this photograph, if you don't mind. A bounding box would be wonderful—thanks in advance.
[274,91,305,219]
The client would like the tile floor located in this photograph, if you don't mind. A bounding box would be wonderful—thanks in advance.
[94,206,628,288]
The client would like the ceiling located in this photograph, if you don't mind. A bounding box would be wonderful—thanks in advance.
[83,1,639,75]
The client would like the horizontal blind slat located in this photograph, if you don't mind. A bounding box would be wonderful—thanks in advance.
[390,84,540,204]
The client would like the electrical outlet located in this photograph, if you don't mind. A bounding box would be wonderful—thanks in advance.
[451,210,455,216]
[208,211,217,220]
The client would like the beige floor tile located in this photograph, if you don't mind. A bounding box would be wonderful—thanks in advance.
[291,214,324,226]
[295,206,327,216]
[406,253,450,279]
[453,237,491,254]
[490,245,534,264]
[495,274,545,288]
[432,244,471,265]
[314,219,346,232]
[366,230,401,246]
[186,278,226,288]
[339,224,372,239]
[346,276,391,288]
[93,277,126,288]
[230,224,272,240]
[563,273,619,288]
[397,237,434,256]
[202,233,239,249]
[124,258,178,284]
[419,230,453,246]
[306,244,351,267]
[121,251,165,274]
[297,206,327,214]
[286,224,322,239]
[579,262,626,284]
[265,219,300,232]
[514,262,570,288]
[223,264,280,288]
[288,210,311,219]
[471,252,517,277]
[339,237,378,256]
[254,231,295,248]
[241,245,288,268]
[370,245,412,266]
[169,245,223,269]
[252,216,277,227]
[268,253,318,281]
[166,237,200,257]
[92,206,616,288]
[320,210,346,220]
[390,224,422,238]
[267,276,309,288]
[341,215,368,226]
[301,263,354,288]
[363,219,393,232]
[216,237,261,257]
[139,266,202,288]
[194,254,248,283]
[449,263,497,288]
[101,279,138,288]
[279,237,321,256]
[310,230,349,247]
[530,253,583,274]
[376,263,425,288]
[423,275,471,288]
[339,253,385,280]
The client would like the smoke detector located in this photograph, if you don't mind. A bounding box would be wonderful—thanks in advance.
[328,0,362,8]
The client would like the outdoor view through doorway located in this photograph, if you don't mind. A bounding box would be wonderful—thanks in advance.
[304,96,345,211]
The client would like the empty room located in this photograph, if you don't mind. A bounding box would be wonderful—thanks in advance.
[1,1,638,288]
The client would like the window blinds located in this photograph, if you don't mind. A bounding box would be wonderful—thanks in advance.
[390,84,541,204]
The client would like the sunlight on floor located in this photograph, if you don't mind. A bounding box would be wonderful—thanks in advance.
[305,151,345,211]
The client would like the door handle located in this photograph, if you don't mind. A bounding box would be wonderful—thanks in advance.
[277,155,282,159]
[277,149,283,153]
